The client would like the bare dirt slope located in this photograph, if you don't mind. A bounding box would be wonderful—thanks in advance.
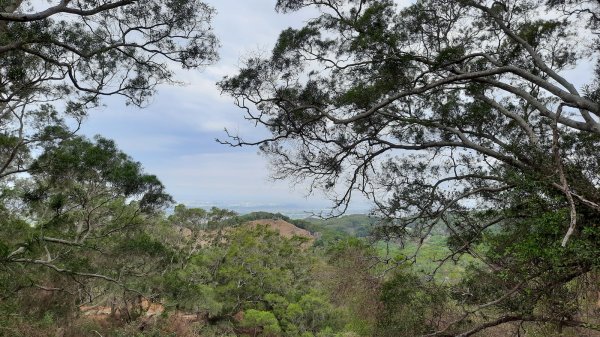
[246,219,314,240]
[174,219,315,247]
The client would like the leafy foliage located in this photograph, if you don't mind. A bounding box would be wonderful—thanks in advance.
[0,136,173,313]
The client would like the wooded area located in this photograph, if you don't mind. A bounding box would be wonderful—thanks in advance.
[1,0,600,336]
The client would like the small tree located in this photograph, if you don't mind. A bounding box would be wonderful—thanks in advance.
[1,136,172,307]
[241,309,282,337]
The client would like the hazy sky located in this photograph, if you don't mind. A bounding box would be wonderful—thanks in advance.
[80,1,372,212]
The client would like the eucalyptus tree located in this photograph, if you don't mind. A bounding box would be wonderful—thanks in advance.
[0,0,218,180]
[220,0,600,335]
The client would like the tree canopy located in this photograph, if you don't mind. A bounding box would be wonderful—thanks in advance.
[220,0,600,335]
[0,0,218,183]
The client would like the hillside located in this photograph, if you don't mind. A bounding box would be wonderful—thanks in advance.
[172,216,316,247]
[246,219,315,240]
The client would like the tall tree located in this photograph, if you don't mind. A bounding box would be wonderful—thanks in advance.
[220,0,600,335]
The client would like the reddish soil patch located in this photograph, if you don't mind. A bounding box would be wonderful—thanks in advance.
[246,219,314,240]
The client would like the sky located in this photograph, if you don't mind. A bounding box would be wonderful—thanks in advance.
[79,1,373,215]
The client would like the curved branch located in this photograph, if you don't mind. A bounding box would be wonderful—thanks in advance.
[0,0,135,22]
